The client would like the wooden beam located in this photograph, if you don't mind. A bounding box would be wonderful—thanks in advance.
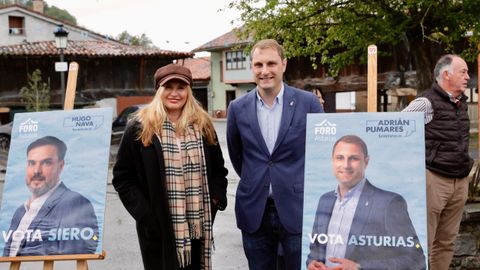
[367,45,377,112]
[0,252,105,262]
[477,52,480,159]
[139,57,145,90]
[64,62,79,110]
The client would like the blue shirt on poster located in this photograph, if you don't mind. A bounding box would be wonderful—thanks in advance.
[325,179,366,267]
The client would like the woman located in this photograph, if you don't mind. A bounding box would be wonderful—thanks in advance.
[312,88,325,109]
[112,64,228,270]
[304,84,325,109]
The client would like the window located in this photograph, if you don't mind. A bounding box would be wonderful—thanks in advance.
[226,90,236,108]
[336,91,356,111]
[225,50,247,70]
[9,16,25,35]
[464,87,478,103]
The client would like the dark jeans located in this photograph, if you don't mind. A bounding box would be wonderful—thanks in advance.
[242,201,302,270]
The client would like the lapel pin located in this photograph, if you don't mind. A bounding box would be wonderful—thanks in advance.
[289,101,294,106]
[365,201,369,206]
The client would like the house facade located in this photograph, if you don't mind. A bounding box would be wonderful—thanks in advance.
[0,2,119,46]
[0,41,192,106]
[179,57,211,110]
[0,2,193,117]
[192,30,254,118]
[194,29,479,117]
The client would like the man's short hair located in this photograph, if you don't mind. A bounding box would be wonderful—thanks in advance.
[434,54,461,83]
[250,39,285,60]
[27,136,67,160]
[332,135,368,157]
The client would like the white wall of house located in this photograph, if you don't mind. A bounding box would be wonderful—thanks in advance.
[223,67,252,82]
[209,50,255,115]
[336,92,357,111]
[222,49,253,83]
[210,51,229,113]
[0,7,111,46]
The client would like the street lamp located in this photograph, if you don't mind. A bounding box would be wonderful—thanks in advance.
[53,24,69,106]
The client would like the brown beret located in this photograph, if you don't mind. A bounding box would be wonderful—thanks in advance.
[154,64,193,89]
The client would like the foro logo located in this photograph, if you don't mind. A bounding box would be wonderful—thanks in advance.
[19,118,38,133]
[314,119,337,135]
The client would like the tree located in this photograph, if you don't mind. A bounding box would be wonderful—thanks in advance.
[229,0,480,92]
[20,69,50,112]
[116,31,154,47]
[44,4,77,25]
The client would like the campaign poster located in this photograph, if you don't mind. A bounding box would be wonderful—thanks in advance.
[302,112,428,270]
[0,107,112,257]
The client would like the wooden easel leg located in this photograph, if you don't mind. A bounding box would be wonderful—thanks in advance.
[77,260,88,270]
[9,261,20,270]
[1,251,103,270]
[43,260,54,270]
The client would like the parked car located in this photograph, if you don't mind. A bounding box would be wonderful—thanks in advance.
[0,121,12,152]
[0,121,12,172]
[111,104,146,144]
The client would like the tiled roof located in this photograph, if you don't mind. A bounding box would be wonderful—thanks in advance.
[0,40,193,58]
[179,57,210,80]
[192,28,252,52]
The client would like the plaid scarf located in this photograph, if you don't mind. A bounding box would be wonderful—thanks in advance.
[158,120,212,269]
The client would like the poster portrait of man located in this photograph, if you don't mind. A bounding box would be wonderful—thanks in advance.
[0,108,112,257]
[302,112,428,270]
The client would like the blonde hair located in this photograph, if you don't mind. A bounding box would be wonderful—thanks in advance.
[134,84,216,146]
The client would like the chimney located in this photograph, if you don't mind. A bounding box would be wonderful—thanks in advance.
[32,0,44,14]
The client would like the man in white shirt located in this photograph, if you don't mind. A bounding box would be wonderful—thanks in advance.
[403,54,473,269]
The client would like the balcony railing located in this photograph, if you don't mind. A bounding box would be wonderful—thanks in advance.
[8,28,24,35]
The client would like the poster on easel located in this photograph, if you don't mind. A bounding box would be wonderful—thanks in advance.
[302,112,428,270]
[0,107,112,257]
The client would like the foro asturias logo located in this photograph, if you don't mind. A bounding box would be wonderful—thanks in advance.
[314,119,337,136]
[19,118,38,133]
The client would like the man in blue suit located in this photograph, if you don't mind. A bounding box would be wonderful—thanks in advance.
[227,39,323,270]
[3,136,99,256]
[307,135,426,270]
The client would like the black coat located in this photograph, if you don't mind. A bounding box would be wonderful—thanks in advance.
[421,83,473,178]
[112,121,228,270]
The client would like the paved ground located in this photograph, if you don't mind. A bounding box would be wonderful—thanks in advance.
[0,120,248,270]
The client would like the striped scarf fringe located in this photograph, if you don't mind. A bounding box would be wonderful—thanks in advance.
[159,120,212,270]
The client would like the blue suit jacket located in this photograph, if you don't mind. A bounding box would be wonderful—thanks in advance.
[227,84,323,233]
[3,182,99,256]
[307,180,426,270]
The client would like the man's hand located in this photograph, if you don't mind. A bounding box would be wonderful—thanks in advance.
[327,257,360,270]
[307,260,328,270]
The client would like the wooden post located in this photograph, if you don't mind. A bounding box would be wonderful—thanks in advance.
[367,45,378,112]
[77,259,88,270]
[9,262,19,270]
[43,260,53,270]
[477,53,480,159]
[64,62,79,110]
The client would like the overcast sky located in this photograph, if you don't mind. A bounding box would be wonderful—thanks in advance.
[46,0,242,54]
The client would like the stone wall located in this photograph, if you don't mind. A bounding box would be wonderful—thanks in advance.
[451,203,480,269]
